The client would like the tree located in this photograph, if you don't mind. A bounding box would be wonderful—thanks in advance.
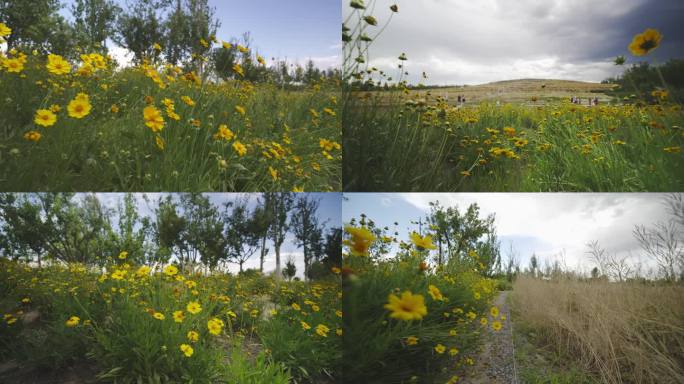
[0,0,68,52]
[224,200,258,273]
[265,192,294,279]
[291,194,322,279]
[586,240,609,277]
[154,196,187,265]
[114,0,168,64]
[251,195,272,272]
[71,0,119,53]
[529,253,538,278]
[107,193,150,264]
[426,201,498,272]
[282,256,296,281]
[323,227,342,266]
[634,221,681,281]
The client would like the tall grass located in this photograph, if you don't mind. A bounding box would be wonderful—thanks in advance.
[512,276,684,384]
[0,53,341,192]
[344,97,684,191]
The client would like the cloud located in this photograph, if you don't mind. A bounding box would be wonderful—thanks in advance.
[345,0,684,84]
[395,193,673,273]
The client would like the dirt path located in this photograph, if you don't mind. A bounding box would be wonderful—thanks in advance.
[461,291,517,384]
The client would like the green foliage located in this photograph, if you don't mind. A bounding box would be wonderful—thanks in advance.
[343,250,497,383]
[604,60,684,102]
[71,0,120,53]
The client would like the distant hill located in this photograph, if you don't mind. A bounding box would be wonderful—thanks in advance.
[409,79,616,105]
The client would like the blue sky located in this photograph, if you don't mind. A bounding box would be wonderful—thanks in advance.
[59,0,340,68]
[343,193,675,277]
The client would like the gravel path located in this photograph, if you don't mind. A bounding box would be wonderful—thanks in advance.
[461,291,517,384]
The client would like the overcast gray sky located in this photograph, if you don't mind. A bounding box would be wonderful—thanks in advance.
[344,0,684,85]
[343,193,681,278]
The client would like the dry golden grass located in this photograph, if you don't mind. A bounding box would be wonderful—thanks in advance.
[512,276,684,384]
[412,79,616,105]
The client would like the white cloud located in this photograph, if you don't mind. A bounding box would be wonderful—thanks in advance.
[344,0,651,84]
[397,193,674,274]
[108,45,134,68]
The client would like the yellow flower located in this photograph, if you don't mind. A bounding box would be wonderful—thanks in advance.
[234,105,246,116]
[163,265,178,276]
[181,96,195,106]
[2,58,24,73]
[344,225,376,256]
[291,303,301,311]
[490,306,499,318]
[232,63,244,77]
[67,97,92,119]
[0,23,11,37]
[257,55,265,65]
[300,321,311,330]
[449,329,457,336]
[143,105,165,132]
[186,301,202,315]
[406,336,418,345]
[209,124,234,141]
[65,316,80,327]
[428,284,444,301]
[187,330,199,342]
[34,109,57,127]
[111,269,126,280]
[629,28,662,56]
[173,310,185,323]
[207,317,224,335]
[222,41,231,49]
[384,291,427,321]
[409,232,437,251]
[434,344,446,354]
[153,43,162,51]
[24,131,42,142]
[237,45,249,53]
[46,54,71,75]
[315,324,330,337]
[268,166,278,181]
[155,135,165,150]
[232,141,247,156]
[118,251,128,259]
[180,343,194,357]
[449,347,459,356]
[492,320,502,331]
[480,317,488,326]
[153,312,165,320]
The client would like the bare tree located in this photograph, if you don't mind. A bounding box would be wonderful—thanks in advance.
[504,242,519,282]
[607,252,632,282]
[586,240,609,277]
[633,221,681,281]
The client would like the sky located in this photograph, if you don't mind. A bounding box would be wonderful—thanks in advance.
[343,193,680,277]
[58,0,341,69]
[79,193,342,277]
[344,0,684,85]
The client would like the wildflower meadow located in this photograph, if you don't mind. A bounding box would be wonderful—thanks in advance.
[342,1,683,192]
[0,1,341,192]
[0,192,342,383]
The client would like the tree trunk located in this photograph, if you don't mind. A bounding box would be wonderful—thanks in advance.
[259,235,267,272]
[274,245,281,279]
